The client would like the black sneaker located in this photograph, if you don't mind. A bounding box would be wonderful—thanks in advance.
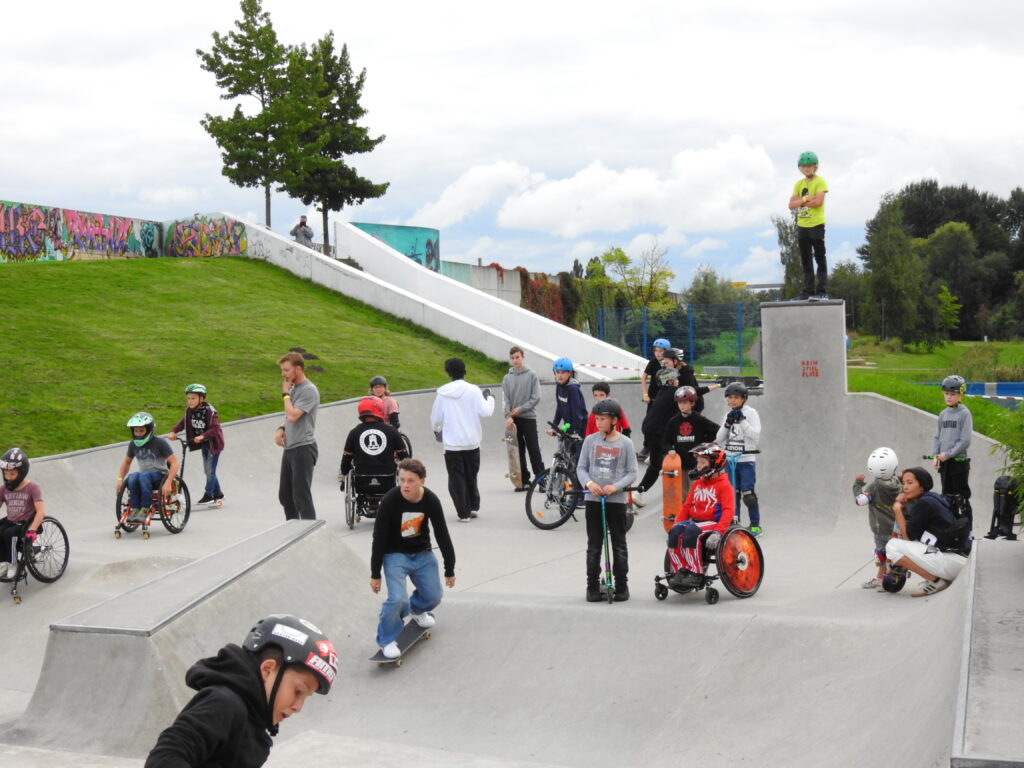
[213,493,224,501]
[614,586,630,602]
[586,588,603,602]
[514,486,528,493]
[197,494,214,504]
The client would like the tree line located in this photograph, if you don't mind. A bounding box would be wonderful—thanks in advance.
[198,0,388,254]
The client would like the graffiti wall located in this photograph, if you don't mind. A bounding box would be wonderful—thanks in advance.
[163,214,248,258]
[350,222,440,272]
[0,199,162,262]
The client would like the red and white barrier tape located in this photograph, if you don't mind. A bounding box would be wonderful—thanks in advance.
[576,363,643,372]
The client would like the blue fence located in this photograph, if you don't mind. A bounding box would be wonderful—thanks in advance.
[588,303,762,371]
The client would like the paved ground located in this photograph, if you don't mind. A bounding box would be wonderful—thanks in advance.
[0,379,1019,768]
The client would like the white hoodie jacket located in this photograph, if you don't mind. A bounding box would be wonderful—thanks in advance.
[431,379,496,451]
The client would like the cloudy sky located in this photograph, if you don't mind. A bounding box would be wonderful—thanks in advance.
[3,0,1021,289]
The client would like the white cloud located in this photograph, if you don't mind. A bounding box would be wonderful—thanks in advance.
[138,186,202,206]
[733,245,783,285]
[407,161,539,229]
[682,238,728,260]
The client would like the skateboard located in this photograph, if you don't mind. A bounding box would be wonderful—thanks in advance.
[369,619,432,667]
[661,450,683,532]
[503,424,523,489]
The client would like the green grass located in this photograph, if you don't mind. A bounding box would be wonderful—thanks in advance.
[0,258,509,456]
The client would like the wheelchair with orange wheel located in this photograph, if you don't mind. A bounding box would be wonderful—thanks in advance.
[1,517,70,604]
[654,525,764,604]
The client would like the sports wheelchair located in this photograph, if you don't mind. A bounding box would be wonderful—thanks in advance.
[344,469,396,529]
[1,516,69,604]
[115,439,191,539]
[654,525,764,604]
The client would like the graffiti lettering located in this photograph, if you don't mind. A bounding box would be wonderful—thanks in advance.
[165,215,247,258]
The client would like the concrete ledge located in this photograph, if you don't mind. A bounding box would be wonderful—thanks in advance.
[1,521,376,758]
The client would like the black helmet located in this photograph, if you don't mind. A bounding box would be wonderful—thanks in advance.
[0,447,29,491]
[244,614,337,696]
[941,375,966,395]
[370,375,387,388]
[591,398,623,420]
[662,347,684,362]
[690,442,726,478]
[724,382,748,398]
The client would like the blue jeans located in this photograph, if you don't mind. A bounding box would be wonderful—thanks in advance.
[202,444,222,498]
[377,551,443,646]
[734,461,759,526]
[127,471,165,509]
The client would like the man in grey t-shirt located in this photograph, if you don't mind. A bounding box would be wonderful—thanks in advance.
[275,352,320,519]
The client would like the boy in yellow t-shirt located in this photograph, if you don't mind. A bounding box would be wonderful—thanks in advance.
[788,151,829,300]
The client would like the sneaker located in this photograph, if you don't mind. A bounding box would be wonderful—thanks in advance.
[410,612,435,628]
[815,293,829,300]
[911,578,951,598]
[613,586,630,602]
[670,571,702,589]
[6,562,17,580]
[586,589,603,603]
[213,493,224,500]
[796,294,809,301]
[469,511,479,518]
[749,525,763,537]
[196,494,214,504]
[129,507,148,523]
[457,516,471,523]
[514,486,528,493]
[636,450,649,463]
[632,491,646,508]
[381,641,401,659]
[861,577,883,589]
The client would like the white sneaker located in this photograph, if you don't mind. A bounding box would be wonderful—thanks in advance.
[632,491,646,508]
[410,612,435,628]
[381,641,401,659]
[6,562,17,579]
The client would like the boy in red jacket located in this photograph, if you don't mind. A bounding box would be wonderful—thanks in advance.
[666,442,735,587]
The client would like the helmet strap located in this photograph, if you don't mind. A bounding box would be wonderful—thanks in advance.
[266,663,286,736]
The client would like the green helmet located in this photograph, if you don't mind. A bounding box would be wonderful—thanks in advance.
[126,412,156,447]
[798,151,818,166]
[185,383,207,396]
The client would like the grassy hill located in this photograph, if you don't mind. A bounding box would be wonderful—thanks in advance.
[0,257,510,456]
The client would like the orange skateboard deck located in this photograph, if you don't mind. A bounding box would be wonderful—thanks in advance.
[503,424,523,489]
[661,450,683,532]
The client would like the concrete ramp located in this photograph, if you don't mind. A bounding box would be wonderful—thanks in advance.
[1,521,376,758]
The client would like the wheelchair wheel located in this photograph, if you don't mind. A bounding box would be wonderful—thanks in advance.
[159,477,191,534]
[705,587,719,605]
[26,517,69,583]
[344,472,357,529]
[525,469,578,530]
[715,527,764,598]
[400,432,413,459]
[115,484,140,533]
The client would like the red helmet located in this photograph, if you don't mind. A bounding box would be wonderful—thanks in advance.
[358,396,386,421]
[674,386,697,404]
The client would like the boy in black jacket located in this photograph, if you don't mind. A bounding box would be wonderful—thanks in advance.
[146,614,337,767]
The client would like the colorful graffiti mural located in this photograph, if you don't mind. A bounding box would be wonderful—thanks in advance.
[351,222,440,272]
[164,215,247,258]
[0,199,161,262]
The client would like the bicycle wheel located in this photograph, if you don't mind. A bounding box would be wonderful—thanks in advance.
[525,469,580,530]
[160,477,191,534]
[27,516,69,583]
[115,484,140,533]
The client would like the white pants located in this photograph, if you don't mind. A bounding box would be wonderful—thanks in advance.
[886,539,968,581]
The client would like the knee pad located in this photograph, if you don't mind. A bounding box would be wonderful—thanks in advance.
[742,490,758,511]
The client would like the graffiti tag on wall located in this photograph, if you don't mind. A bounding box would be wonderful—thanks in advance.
[0,199,160,262]
[164,215,247,258]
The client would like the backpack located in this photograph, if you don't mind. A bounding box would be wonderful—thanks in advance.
[986,476,1020,540]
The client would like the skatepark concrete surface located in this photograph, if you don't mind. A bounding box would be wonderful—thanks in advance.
[1,302,1022,768]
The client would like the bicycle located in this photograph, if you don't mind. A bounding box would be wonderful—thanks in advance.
[114,439,191,539]
[525,422,638,532]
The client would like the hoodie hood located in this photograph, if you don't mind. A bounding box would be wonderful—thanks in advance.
[438,379,473,399]
[185,643,273,735]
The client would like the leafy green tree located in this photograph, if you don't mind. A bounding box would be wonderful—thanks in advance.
[599,242,675,311]
[828,259,867,330]
[860,195,919,341]
[197,0,291,226]
[278,34,388,256]
[771,214,802,299]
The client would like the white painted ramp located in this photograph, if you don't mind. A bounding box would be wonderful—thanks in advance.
[1,302,1020,767]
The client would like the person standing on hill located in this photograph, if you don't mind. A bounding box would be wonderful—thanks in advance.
[274,353,320,520]
[289,215,314,248]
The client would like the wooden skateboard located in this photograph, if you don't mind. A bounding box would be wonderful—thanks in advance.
[661,450,683,532]
[503,424,523,489]
[370,619,432,667]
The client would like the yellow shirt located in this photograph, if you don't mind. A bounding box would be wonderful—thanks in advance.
[792,175,828,228]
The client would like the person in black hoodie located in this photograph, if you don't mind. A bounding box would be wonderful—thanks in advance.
[338,397,407,498]
[886,467,972,598]
[146,614,337,767]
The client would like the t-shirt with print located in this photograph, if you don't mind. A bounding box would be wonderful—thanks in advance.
[792,175,828,229]
[127,436,174,473]
[0,482,42,523]
[576,432,638,505]
[370,486,455,578]
[284,379,319,449]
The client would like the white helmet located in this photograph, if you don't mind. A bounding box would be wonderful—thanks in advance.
[867,447,898,481]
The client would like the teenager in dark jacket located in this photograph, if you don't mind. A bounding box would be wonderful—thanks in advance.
[169,383,226,505]
[146,614,337,767]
